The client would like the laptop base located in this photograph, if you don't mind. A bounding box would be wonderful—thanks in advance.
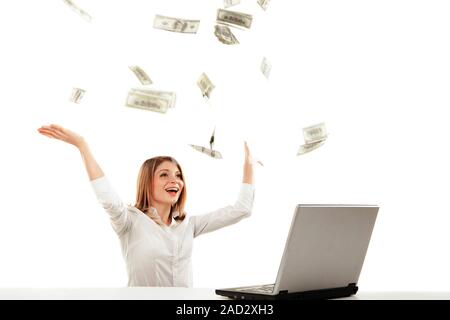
[216,283,358,300]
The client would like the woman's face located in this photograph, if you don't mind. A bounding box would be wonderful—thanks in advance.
[152,161,184,206]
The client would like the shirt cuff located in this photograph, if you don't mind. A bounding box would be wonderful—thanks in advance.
[237,183,255,208]
[240,182,255,194]
[90,175,110,194]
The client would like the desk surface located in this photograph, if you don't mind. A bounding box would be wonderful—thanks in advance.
[0,288,449,300]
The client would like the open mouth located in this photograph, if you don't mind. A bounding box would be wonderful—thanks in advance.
[165,187,179,197]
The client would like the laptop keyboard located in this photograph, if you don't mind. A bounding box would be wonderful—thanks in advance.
[234,284,275,294]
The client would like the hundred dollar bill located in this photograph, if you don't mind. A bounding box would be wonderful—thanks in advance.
[303,122,328,144]
[129,66,152,85]
[189,144,223,159]
[297,140,326,156]
[153,15,200,34]
[214,24,239,45]
[130,88,176,108]
[197,73,215,98]
[257,0,270,11]
[69,87,86,104]
[261,57,272,79]
[217,9,252,29]
[126,91,170,113]
[224,0,240,8]
[62,0,92,22]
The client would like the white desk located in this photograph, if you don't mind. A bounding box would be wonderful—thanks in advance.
[0,288,449,300]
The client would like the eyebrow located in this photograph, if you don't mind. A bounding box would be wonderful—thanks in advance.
[158,169,181,174]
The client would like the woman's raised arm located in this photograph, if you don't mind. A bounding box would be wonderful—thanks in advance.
[37,124,104,181]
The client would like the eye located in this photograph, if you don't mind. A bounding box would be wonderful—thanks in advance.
[176,173,182,179]
[160,173,167,177]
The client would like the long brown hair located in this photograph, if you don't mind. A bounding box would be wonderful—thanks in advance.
[134,156,187,225]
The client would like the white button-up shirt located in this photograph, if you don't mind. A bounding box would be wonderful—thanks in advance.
[91,176,255,287]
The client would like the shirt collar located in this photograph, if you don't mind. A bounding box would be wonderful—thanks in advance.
[150,207,179,223]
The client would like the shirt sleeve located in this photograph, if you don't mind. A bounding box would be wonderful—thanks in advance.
[90,176,132,236]
[191,183,255,238]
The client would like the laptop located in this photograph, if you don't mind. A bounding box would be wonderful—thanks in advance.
[216,204,379,300]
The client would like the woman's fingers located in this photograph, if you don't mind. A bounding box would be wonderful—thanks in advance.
[37,130,55,139]
[49,124,64,131]
[38,128,56,137]
[244,141,264,166]
[38,124,83,148]
[38,126,66,140]
[244,141,252,162]
[244,141,249,155]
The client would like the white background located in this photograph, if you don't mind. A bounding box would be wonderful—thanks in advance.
[0,0,449,291]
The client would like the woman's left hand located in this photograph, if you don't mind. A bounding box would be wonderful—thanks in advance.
[244,141,253,165]
[244,141,263,167]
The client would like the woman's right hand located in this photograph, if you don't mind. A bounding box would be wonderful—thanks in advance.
[37,124,85,149]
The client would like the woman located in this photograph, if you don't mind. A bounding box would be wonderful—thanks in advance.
[37,124,255,287]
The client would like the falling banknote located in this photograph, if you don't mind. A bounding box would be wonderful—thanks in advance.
[216,9,252,29]
[69,87,86,104]
[297,123,328,156]
[197,73,215,98]
[303,122,328,144]
[125,91,172,114]
[214,24,239,45]
[261,57,272,79]
[130,88,176,108]
[62,0,92,22]
[129,66,152,85]
[257,0,271,11]
[297,140,326,156]
[209,127,216,151]
[153,15,200,34]
[189,144,223,159]
[224,0,240,8]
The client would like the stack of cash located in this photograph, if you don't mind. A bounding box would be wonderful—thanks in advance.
[125,88,176,114]
[153,15,200,34]
[297,123,328,156]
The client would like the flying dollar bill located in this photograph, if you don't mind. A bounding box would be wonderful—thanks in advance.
[303,122,328,144]
[153,15,200,34]
[257,0,270,11]
[261,57,272,79]
[189,144,223,159]
[62,0,92,22]
[69,87,86,104]
[297,140,326,156]
[197,73,215,98]
[209,128,216,150]
[216,9,252,29]
[214,24,239,45]
[129,66,152,85]
[224,0,240,8]
[125,91,170,113]
[130,88,176,108]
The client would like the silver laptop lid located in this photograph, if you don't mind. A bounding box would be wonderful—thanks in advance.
[273,204,378,294]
